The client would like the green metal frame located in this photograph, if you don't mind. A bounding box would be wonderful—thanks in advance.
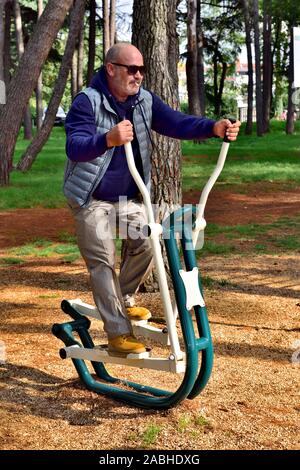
[52,205,213,409]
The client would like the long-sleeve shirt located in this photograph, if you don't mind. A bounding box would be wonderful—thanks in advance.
[65,67,216,201]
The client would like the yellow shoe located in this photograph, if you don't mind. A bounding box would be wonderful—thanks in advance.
[127,307,151,321]
[108,334,146,355]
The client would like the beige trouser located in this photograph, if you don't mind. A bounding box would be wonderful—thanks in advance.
[72,197,153,339]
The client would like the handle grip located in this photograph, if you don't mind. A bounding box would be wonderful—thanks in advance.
[223,118,237,143]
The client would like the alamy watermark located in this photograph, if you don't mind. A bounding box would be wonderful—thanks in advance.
[0,79,6,104]
[0,340,6,364]
[94,198,205,251]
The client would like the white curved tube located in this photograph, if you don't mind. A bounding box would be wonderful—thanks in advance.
[124,142,183,360]
[192,141,230,248]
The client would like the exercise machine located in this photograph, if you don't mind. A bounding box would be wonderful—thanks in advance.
[52,128,234,409]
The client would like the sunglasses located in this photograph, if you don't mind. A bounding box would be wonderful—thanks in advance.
[111,62,146,75]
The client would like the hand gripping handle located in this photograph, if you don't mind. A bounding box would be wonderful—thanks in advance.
[223,118,237,143]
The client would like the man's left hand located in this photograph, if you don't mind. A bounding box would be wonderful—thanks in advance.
[213,119,241,141]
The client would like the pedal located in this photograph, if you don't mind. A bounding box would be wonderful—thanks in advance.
[130,319,149,326]
[99,344,151,359]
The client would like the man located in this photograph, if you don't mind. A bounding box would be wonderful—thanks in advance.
[64,43,240,356]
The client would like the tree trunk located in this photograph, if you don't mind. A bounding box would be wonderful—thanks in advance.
[77,12,84,92]
[213,50,218,113]
[0,1,5,82]
[132,0,181,214]
[36,0,43,131]
[71,48,78,99]
[87,0,96,85]
[13,0,32,140]
[23,105,32,139]
[0,0,73,186]
[216,61,227,117]
[196,0,205,116]
[132,0,181,291]
[252,0,263,136]
[241,0,253,134]
[186,0,201,115]
[262,0,272,133]
[3,0,12,87]
[286,25,295,135]
[103,0,110,57]
[109,0,116,46]
[17,0,86,172]
[273,19,283,119]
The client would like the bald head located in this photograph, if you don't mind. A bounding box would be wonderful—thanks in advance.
[105,43,143,65]
[104,43,145,102]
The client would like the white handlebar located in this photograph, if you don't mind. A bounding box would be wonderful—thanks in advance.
[124,142,155,225]
[196,141,230,221]
[124,141,183,360]
[192,141,230,248]
[123,139,230,358]
[125,139,231,249]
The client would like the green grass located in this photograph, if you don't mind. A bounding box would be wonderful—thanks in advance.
[177,415,191,432]
[194,415,210,427]
[176,413,211,434]
[0,127,67,210]
[196,215,300,255]
[141,424,162,446]
[182,120,300,189]
[201,275,236,289]
[273,235,300,250]
[0,257,25,265]
[6,237,81,263]
[0,120,299,210]
[206,219,289,239]
[200,240,236,255]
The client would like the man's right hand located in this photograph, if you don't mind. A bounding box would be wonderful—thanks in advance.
[106,120,134,148]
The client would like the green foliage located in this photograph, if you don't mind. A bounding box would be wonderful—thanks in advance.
[141,424,162,447]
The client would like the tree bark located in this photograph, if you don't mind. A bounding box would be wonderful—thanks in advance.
[132,0,181,214]
[273,19,283,119]
[3,0,12,87]
[103,0,110,57]
[0,0,73,186]
[196,0,205,116]
[71,48,78,99]
[0,1,5,82]
[215,61,227,117]
[132,0,181,291]
[186,0,201,115]
[241,0,253,134]
[86,0,96,85]
[262,0,272,133]
[252,0,263,136]
[17,0,86,172]
[36,0,43,131]
[13,0,32,140]
[77,12,84,92]
[286,25,295,135]
[109,0,116,46]
[211,29,223,117]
